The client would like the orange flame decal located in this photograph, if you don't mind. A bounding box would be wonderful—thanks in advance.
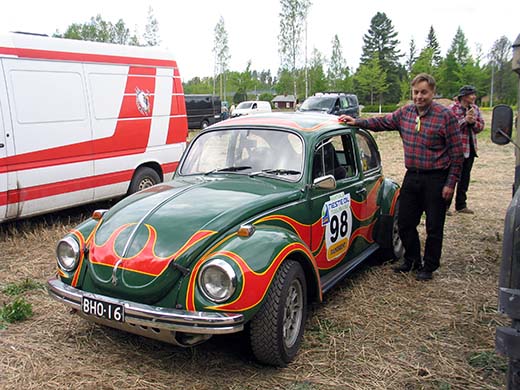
[186,242,318,311]
[89,224,216,276]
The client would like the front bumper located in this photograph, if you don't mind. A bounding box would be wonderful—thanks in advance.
[47,278,244,336]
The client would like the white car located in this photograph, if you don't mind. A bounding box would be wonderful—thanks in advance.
[231,100,271,117]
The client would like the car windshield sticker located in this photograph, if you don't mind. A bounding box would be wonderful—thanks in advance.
[322,192,352,261]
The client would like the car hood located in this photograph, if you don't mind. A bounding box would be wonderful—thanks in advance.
[86,175,302,301]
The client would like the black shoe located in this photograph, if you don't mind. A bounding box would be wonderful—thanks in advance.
[416,270,433,281]
[393,261,420,273]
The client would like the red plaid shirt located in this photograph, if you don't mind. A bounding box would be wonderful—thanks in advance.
[450,101,484,158]
[356,102,463,189]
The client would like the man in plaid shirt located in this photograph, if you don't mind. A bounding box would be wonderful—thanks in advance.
[339,73,463,281]
[447,85,485,215]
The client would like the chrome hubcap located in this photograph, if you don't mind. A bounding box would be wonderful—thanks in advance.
[283,279,303,348]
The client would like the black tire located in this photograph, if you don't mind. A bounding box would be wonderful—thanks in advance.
[249,260,307,366]
[382,199,404,261]
[127,167,160,195]
[201,120,210,129]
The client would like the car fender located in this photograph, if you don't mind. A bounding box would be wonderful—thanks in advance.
[181,225,321,322]
[56,217,100,287]
[374,177,400,248]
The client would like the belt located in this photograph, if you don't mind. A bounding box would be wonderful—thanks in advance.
[407,168,449,175]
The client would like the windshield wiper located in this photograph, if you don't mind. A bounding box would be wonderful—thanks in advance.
[250,168,301,177]
[204,166,252,175]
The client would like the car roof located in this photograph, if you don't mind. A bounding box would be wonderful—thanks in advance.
[209,112,353,141]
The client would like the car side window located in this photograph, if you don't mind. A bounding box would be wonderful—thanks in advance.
[355,132,380,172]
[312,135,356,181]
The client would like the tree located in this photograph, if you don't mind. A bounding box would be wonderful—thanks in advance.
[426,26,442,67]
[143,6,160,46]
[489,36,514,104]
[308,48,327,96]
[360,12,403,104]
[450,27,471,66]
[354,55,388,106]
[278,0,312,98]
[54,14,139,45]
[328,34,346,91]
[405,38,418,73]
[213,16,230,100]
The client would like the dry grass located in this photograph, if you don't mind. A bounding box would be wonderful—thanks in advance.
[0,112,512,389]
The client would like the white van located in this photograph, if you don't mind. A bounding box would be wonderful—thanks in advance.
[231,100,271,117]
[0,32,188,223]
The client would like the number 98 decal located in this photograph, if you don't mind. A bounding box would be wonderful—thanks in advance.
[321,192,352,261]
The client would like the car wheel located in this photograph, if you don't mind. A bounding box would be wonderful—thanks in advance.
[382,199,404,261]
[249,260,307,366]
[128,167,160,195]
[201,120,210,129]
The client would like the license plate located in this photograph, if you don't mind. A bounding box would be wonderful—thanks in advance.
[81,296,124,322]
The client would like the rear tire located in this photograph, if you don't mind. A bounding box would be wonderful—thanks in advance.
[249,260,307,366]
[381,199,404,261]
[128,167,160,195]
[201,120,210,129]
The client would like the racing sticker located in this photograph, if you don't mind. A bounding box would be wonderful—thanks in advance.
[321,192,352,261]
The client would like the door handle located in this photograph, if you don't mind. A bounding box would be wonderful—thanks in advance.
[356,188,367,195]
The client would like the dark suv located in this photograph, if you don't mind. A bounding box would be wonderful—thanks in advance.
[298,92,360,117]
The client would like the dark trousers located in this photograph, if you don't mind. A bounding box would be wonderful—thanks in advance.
[454,156,475,211]
[398,170,449,272]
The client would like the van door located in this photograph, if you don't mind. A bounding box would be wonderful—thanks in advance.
[0,61,10,221]
[3,58,94,218]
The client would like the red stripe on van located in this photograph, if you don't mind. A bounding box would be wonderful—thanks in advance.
[0,161,179,206]
[0,47,179,69]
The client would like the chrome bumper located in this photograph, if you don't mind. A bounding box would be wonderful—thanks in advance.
[47,278,244,335]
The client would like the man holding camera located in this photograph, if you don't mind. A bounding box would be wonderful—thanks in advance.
[447,85,485,215]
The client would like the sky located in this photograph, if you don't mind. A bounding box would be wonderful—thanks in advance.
[1,0,519,81]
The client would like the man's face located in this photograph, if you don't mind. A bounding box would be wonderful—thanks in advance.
[412,81,435,111]
[461,93,476,106]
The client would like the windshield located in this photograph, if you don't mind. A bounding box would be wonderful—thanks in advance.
[299,96,336,112]
[180,129,304,181]
[236,102,253,110]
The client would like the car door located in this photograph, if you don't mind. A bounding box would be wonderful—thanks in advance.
[309,132,370,284]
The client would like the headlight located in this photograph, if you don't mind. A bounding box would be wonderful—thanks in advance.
[198,259,237,303]
[56,236,81,272]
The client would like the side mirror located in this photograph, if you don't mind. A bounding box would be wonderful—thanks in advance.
[313,175,336,190]
[491,104,514,145]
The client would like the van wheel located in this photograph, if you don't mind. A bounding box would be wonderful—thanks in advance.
[201,120,210,129]
[128,167,160,194]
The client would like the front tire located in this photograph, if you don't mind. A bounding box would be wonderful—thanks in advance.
[127,167,161,195]
[249,260,307,366]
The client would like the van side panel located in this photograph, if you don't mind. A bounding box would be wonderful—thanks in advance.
[3,57,95,218]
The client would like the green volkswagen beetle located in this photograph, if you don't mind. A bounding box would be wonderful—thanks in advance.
[47,112,402,366]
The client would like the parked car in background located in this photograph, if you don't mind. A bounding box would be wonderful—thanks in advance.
[298,92,360,118]
[230,100,271,117]
[48,112,402,367]
[185,94,222,129]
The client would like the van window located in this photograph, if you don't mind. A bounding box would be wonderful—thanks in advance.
[10,70,86,123]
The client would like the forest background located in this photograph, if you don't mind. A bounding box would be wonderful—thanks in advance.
[52,1,518,110]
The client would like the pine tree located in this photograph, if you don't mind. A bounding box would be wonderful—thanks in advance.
[426,26,442,66]
[360,12,403,103]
